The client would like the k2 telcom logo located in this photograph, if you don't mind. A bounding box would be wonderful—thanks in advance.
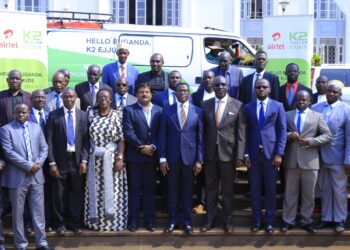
[289,32,307,41]
[23,31,42,41]
[272,32,281,42]
[3,29,13,39]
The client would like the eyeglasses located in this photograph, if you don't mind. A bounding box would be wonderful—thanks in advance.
[116,84,127,87]
[214,83,227,87]
[255,86,269,90]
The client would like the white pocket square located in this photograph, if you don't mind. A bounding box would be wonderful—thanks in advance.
[228,112,235,115]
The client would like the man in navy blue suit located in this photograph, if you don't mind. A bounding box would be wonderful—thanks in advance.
[239,51,280,104]
[152,70,181,108]
[244,78,287,234]
[123,83,162,232]
[159,83,203,235]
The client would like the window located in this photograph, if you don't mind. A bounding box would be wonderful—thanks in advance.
[316,0,343,20]
[163,0,180,26]
[265,0,272,16]
[113,0,128,23]
[136,0,146,24]
[16,0,48,12]
[246,0,263,19]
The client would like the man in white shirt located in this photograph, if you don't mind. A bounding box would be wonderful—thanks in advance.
[114,77,137,109]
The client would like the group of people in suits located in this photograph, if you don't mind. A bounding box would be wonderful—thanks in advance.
[1,44,350,250]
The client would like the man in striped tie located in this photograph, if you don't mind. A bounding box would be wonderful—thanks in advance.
[159,83,203,235]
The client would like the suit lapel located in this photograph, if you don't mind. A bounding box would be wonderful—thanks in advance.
[262,99,272,127]
[135,105,149,127]
[30,109,39,124]
[14,122,26,150]
[84,83,93,104]
[172,105,181,131]
[59,108,68,137]
[219,98,230,128]
[252,100,259,126]
[164,90,170,107]
[288,110,297,132]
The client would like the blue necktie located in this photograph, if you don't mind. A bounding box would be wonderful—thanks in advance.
[67,110,75,146]
[120,96,125,107]
[172,92,177,104]
[39,111,46,132]
[259,101,265,127]
[297,111,302,134]
[55,93,61,110]
[90,85,96,105]
[21,124,33,161]
[287,85,294,106]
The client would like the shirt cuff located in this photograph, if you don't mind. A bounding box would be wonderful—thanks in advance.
[49,162,56,166]
[81,160,88,164]
[159,158,167,164]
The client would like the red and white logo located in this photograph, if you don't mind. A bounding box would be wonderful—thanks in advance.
[272,32,281,42]
[3,29,13,39]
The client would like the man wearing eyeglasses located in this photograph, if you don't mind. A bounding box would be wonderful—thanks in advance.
[200,76,246,233]
[113,77,137,109]
[244,79,287,234]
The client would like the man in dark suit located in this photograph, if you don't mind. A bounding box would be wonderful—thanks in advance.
[279,63,312,111]
[102,43,139,94]
[239,51,280,104]
[46,88,89,234]
[123,83,162,232]
[113,77,137,109]
[0,103,52,250]
[159,83,203,235]
[28,90,54,232]
[0,69,31,127]
[75,64,112,111]
[312,75,328,104]
[191,70,215,108]
[210,51,243,99]
[152,70,182,108]
[135,53,169,95]
[190,69,215,214]
[201,76,246,233]
[244,79,287,234]
[44,68,70,95]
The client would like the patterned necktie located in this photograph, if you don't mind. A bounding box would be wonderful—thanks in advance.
[120,96,125,107]
[121,64,126,78]
[22,124,33,161]
[67,110,75,146]
[180,104,186,129]
[259,101,265,127]
[287,85,294,106]
[55,93,61,110]
[91,85,96,106]
[297,111,302,134]
[216,100,222,127]
[39,111,45,131]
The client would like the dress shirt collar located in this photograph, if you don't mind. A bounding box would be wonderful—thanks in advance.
[117,61,127,69]
[63,106,75,114]
[326,100,340,109]
[115,92,128,100]
[215,94,228,104]
[89,82,100,89]
[8,89,24,97]
[32,107,45,116]
[258,97,269,106]
[296,107,309,114]
[138,102,153,110]
[255,70,265,76]
[17,121,28,127]
[177,100,189,109]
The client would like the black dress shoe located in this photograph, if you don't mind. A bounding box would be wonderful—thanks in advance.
[46,227,54,232]
[36,246,55,250]
[183,225,193,235]
[200,222,212,232]
[72,227,82,233]
[280,222,293,232]
[56,225,66,234]
[314,221,332,230]
[301,224,316,233]
[224,223,234,233]
[334,222,345,233]
[265,225,274,234]
[128,220,138,232]
[146,222,156,232]
[164,224,176,233]
[251,222,262,232]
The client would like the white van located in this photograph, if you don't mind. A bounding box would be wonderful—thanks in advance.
[47,24,257,89]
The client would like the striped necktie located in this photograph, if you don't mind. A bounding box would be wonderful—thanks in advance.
[21,124,33,161]
[180,104,186,129]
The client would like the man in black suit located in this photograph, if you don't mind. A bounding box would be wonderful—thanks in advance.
[200,76,246,233]
[113,77,137,109]
[239,51,280,104]
[279,63,312,111]
[75,64,112,111]
[191,70,215,108]
[312,75,328,104]
[46,88,89,234]
[123,83,162,232]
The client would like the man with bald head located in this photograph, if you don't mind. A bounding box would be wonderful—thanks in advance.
[113,77,137,109]
[210,51,243,99]
[0,69,31,126]
[200,75,246,233]
[312,75,328,104]
[75,64,112,111]
[281,90,331,233]
[135,53,169,95]
[46,88,89,234]
[312,81,350,233]
[244,78,287,234]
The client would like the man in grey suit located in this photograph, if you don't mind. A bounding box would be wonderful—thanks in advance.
[45,71,80,112]
[113,77,137,109]
[0,103,52,250]
[312,80,350,233]
[281,90,332,233]
[200,76,246,233]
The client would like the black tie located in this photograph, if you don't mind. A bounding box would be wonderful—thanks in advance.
[39,111,46,131]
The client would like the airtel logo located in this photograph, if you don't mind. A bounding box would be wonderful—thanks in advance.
[3,29,13,39]
[272,32,281,41]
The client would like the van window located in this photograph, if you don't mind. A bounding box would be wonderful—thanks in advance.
[119,34,193,67]
[204,38,255,66]
[320,69,349,87]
